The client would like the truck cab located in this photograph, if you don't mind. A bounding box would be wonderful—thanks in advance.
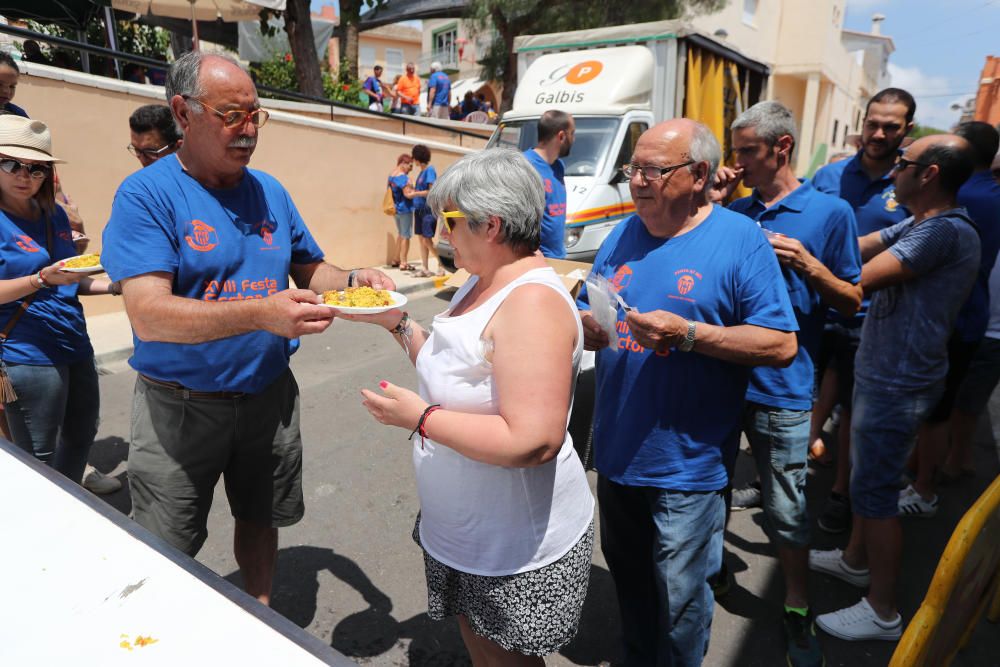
[438,46,657,265]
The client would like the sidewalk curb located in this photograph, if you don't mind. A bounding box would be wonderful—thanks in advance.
[92,280,450,372]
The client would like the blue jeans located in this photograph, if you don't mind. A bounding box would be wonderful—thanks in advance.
[742,403,811,547]
[850,379,943,519]
[4,357,100,483]
[598,475,724,667]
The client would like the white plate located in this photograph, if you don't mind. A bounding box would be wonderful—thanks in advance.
[59,256,104,274]
[319,290,407,314]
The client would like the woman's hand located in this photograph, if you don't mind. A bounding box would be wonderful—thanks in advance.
[360,380,428,430]
[336,307,405,330]
[39,261,87,287]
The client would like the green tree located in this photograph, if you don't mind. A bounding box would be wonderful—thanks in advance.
[910,123,948,140]
[337,0,388,81]
[465,0,725,111]
[283,0,325,97]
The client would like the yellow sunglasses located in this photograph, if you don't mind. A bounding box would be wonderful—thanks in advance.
[439,210,466,233]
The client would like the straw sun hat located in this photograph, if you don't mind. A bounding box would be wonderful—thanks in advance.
[0,115,65,163]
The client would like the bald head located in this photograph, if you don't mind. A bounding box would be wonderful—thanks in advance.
[166,51,254,104]
[906,134,975,195]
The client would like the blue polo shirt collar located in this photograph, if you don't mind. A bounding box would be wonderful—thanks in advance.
[749,179,813,216]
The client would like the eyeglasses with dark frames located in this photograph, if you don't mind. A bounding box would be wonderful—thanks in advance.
[623,161,697,182]
[891,157,931,173]
[126,143,177,159]
[0,158,51,180]
[182,95,270,129]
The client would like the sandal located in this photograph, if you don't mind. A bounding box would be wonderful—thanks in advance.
[416,270,433,278]
[400,264,416,271]
[390,260,400,268]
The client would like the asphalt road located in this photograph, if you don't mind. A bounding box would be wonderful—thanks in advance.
[88,289,1000,666]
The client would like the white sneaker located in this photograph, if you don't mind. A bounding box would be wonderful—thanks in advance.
[82,465,122,495]
[809,548,871,587]
[897,484,938,517]
[816,598,902,641]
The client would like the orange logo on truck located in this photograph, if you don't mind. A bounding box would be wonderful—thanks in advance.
[185,220,218,252]
[566,61,603,85]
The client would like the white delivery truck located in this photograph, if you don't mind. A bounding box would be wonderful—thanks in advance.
[437,20,769,266]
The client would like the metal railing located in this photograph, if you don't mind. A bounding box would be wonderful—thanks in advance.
[0,22,490,146]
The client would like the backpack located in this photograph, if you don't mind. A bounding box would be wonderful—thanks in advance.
[382,185,396,216]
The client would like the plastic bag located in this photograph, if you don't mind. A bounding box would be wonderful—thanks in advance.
[585,274,620,351]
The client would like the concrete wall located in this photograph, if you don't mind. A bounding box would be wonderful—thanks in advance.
[14,63,474,317]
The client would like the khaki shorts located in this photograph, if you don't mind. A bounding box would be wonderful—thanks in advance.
[128,369,304,556]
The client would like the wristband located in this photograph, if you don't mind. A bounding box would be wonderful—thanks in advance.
[409,403,441,450]
[35,271,51,288]
[109,281,122,296]
[347,269,358,288]
[390,312,410,336]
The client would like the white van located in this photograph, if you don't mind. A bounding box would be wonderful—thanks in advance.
[436,21,768,265]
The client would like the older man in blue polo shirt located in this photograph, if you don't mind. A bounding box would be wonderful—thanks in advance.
[808,88,915,534]
[723,101,862,667]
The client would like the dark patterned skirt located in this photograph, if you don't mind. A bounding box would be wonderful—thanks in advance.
[413,517,594,656]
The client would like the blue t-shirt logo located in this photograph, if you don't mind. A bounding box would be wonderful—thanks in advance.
[185,220,219,252]
[677,272,696,296]
[611,264,632,291]
[15,234,41,253]
[882,188,900,212]
[253,219,278,248]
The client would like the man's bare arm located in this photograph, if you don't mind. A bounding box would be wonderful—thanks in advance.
[859,230,887,262]
[121,272,334,344]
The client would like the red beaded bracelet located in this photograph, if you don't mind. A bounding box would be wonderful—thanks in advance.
[410,403,441,450]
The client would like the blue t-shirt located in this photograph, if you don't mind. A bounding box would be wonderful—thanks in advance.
[953,172,1000,342]
[857,210,980,391]
[577,208,798,491]
[388,173,413,213]
[523,149,567,259]
[362,76,382,104]
[428,71,451,106]
[730,182,862,409]
[413,165,437,212]
[0,207,93,365]
[3,102,28,118]
[102,155,325,393]
[812,151,909,323]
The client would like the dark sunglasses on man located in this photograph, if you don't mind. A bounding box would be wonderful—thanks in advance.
[0,158,51,179]
[126,143,177,160]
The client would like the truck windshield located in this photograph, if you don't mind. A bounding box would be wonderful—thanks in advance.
[487,117,621,177]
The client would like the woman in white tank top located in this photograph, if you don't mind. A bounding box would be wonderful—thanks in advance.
[343,147,594,663]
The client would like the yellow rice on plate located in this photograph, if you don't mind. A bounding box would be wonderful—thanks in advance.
[63,254,101,268]
[322,286,394,308]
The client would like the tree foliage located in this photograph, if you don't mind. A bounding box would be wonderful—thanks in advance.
[464,0,726,111]
[910,123,948,139]
[24,18,169,74]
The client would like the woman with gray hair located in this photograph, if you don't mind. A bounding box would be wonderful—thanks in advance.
[344,147,594,663]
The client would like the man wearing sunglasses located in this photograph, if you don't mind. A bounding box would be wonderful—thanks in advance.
[577,119,798,666]
[811,134,979,642]
[101,52,394,607]
[807,88,916,537]
[128,104,182,168]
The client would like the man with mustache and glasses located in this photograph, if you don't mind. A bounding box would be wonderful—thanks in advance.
[101,52,394,605]
[808,88,915,535]
[524,110,575,259]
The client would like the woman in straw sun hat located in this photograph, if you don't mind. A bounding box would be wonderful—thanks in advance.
[0,115,117,486]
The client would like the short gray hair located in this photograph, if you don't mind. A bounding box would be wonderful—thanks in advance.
[427,147,544,253]
[731,100,798,149]
[430,61,442,72]
[689,122,722,177]
[165,51,245,111]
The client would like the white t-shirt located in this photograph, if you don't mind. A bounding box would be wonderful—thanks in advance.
[413,267,595,576]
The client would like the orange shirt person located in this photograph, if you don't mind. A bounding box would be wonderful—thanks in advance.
[395,63,421,116]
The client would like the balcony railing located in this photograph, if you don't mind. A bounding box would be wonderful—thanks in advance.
[417,49,458,74]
